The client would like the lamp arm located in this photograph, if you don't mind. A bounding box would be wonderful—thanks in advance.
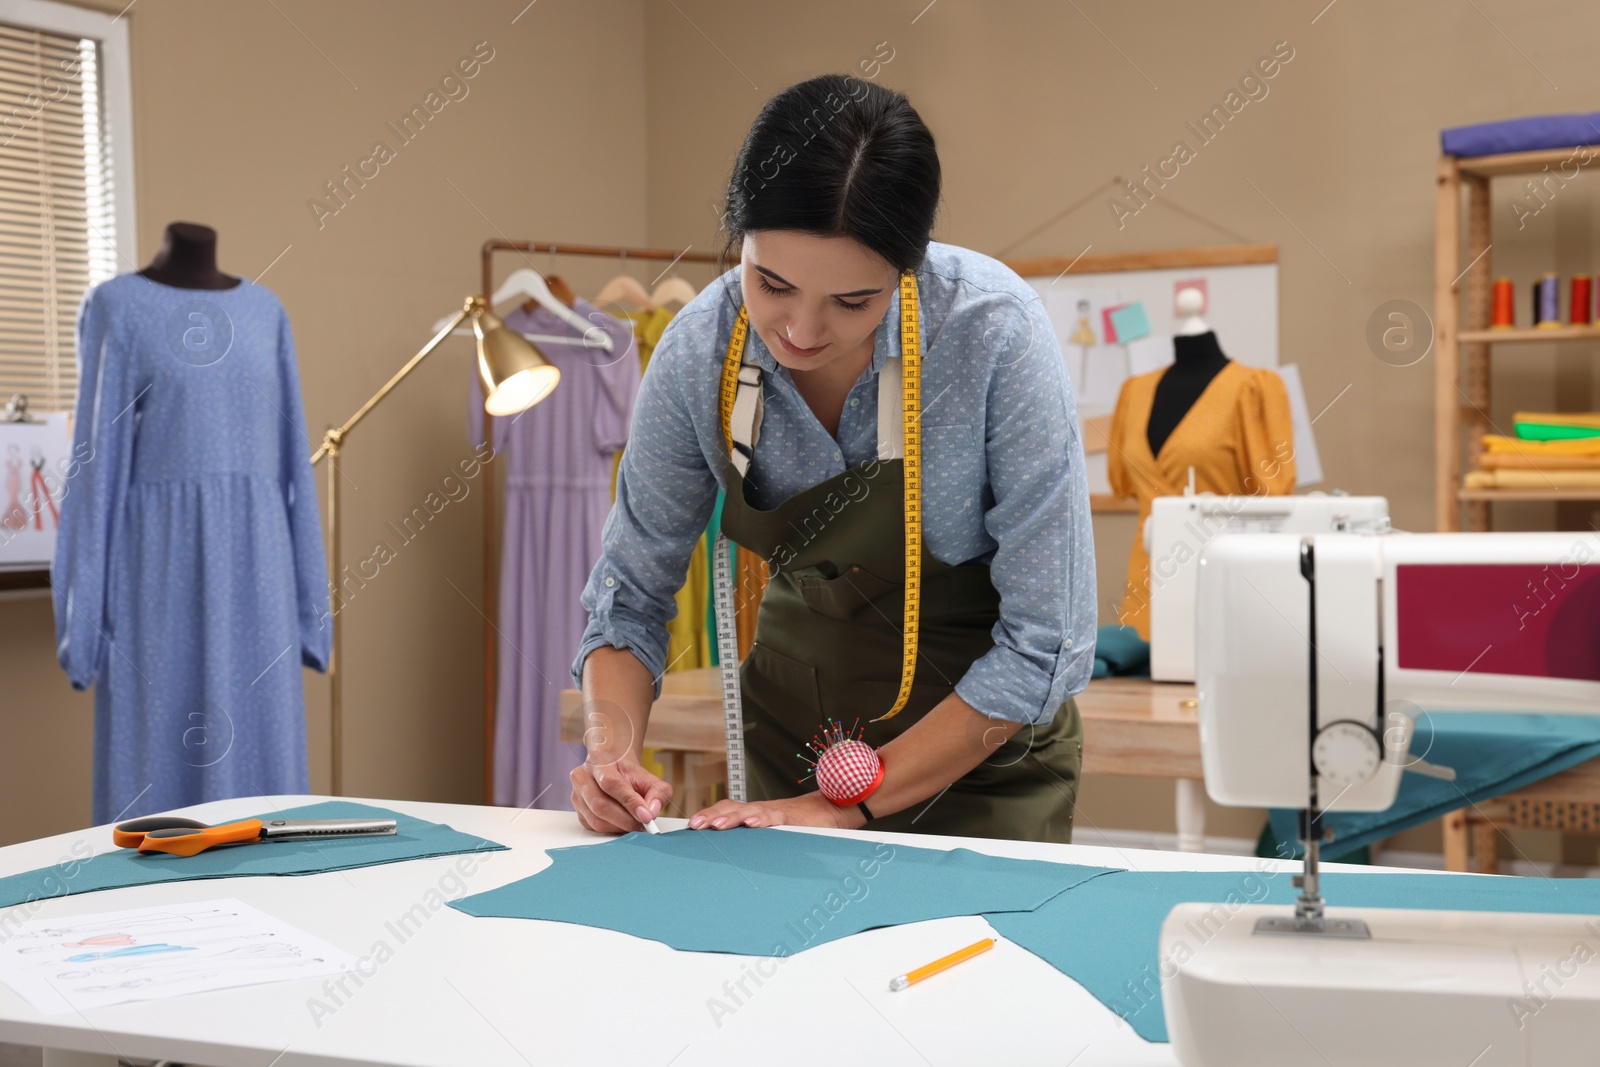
[311,301,476,465]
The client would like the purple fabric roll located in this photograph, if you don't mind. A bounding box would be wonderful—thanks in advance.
[1441,113,1600,157]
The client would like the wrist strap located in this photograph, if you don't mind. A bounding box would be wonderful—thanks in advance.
[857,800,875,823]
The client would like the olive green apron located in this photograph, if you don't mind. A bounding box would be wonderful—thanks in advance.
[719,448,1083,844]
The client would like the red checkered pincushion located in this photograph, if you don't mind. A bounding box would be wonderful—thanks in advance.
[814,738,885,806]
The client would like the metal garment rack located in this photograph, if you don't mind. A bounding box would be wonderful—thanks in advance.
[476,240,734,803]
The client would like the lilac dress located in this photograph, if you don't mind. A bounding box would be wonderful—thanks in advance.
[52,274,330,825]
[469,298,639,809]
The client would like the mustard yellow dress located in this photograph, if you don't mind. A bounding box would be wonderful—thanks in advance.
[607,305,713,672]
[1107,361,1296,639]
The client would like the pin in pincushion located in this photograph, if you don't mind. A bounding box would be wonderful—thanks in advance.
[798,719,884,806]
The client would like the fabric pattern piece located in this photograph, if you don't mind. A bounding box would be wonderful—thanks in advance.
[51,275,330,825]
[988,867,1600,1043]
[0,802,507,910]
[1268,712,1600,860]
[469,298,640,811]
[573,241,1098,726]
[1107,361,1295,639]
[449,826,1117,954]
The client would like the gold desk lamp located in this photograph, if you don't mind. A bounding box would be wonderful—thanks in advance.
[311,295,558,795]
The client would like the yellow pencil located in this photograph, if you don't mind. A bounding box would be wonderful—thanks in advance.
[888,937,995,991]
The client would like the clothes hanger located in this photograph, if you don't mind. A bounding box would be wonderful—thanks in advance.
[594,273,657,312]
[526,274,576,313]
[649,276,697,308]
[432,266,613,352]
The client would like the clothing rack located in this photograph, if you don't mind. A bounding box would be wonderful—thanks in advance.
[476,240,737,804]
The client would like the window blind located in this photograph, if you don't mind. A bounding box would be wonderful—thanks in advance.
[0,20,116,414]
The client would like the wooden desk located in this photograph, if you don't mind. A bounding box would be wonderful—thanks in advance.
[559,672,1211,847]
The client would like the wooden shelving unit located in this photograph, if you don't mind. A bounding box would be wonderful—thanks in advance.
[1435,147,1600,531]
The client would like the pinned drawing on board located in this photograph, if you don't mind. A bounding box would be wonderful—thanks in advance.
[1069,298,1097,347]
[1109,301,1151,344]
[1172,278,1208,321]
[1101,303,1127,345]
[1042,288,1126,408]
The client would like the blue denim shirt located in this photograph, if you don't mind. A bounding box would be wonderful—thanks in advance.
[572,241,1096,725]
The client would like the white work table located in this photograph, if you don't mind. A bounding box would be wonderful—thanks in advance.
[0,794,1324,1067]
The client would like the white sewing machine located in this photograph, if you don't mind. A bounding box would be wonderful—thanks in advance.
[1162,530,1600,1066]
[1146,493,1390,682]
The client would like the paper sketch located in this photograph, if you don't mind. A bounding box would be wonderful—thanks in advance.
[0,898,356,1013]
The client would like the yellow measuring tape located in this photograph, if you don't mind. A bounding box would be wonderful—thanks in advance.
[720,271,922,722]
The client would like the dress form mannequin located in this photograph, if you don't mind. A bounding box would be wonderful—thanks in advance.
[1108,286,1295,638]
[138,222,241,290]
[1146,330,1230,457]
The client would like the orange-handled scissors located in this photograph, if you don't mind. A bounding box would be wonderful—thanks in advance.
[113,816,397,857]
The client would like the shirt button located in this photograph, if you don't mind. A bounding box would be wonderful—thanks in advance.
[849,397,860,408]
[833,450,842,462]
[603,577,616,588]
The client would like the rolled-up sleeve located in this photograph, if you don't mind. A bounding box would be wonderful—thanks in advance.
[953,294,1097,725]
[570,314,720,696]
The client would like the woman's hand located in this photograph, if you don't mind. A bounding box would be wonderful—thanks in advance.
[688,790,861,831]
[570,754,673,834]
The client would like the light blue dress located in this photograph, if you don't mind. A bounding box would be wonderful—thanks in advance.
[52,274,330,825]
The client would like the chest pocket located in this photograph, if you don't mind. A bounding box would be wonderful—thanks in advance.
[795,563,900,623]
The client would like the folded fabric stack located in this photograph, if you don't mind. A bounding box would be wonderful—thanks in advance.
[1463,412,1600,488]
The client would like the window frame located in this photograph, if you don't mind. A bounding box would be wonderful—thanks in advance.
[0,0,138,382]
[0,0,134,590]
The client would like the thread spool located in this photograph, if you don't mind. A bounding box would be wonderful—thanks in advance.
[1535,273,1560,328]
[1491,277,1515,328]
[1573,275,1593,326]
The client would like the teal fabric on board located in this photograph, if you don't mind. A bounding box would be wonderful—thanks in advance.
[1268,713,1600,859]
[0,802,507,911]
[987,867,1600,1044]
[449,826,1119,954]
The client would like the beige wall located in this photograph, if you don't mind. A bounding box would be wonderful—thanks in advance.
[2,0,648,843]
[6,1,1600,863]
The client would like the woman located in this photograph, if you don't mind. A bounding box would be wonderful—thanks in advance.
[568,74,1095,843]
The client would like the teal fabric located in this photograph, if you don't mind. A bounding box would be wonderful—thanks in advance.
[1269,713,1600,859]
[1091,624,1149,680]
[987,867,1600,1043]
[0,801,507,910]
[449,826,1118,954]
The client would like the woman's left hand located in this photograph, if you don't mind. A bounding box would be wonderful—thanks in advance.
[688,790,859,831]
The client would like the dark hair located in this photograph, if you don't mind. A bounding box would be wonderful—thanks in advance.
[719,75,941,275]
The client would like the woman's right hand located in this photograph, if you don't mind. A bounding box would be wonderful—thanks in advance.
[570,754,673,834]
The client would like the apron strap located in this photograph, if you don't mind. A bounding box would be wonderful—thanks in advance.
[729,361,763,478]
[876,356,903,461]
[728,354,904,469]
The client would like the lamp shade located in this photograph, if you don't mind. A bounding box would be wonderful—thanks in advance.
[470,299,560,416]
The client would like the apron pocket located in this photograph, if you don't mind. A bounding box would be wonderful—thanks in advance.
[739,641,824,739]
[794,564,901,623]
